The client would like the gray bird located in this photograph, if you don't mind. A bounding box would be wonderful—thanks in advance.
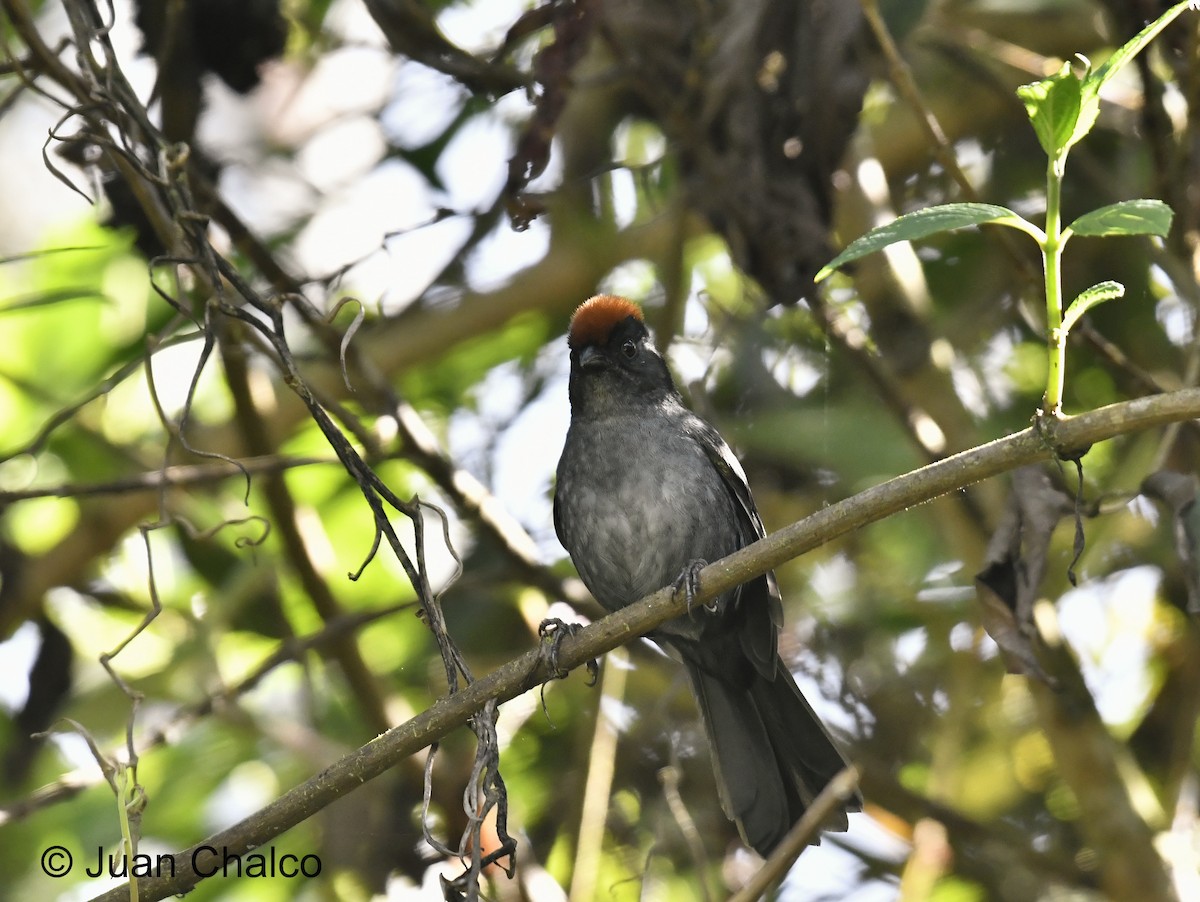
[554,294,859,856]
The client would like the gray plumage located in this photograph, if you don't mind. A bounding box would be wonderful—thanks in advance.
[554,297,858,856]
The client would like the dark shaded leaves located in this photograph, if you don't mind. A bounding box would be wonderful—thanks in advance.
[504,0,596,229]
[3,616,74,786]
[1141,470,1200,615]
[975,466,1076,684]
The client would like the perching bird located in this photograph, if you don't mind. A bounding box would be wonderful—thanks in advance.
[554,294,858,856]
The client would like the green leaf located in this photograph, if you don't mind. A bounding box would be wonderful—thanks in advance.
[1066,199,1174,238]
[1061,280,1124,334]
[815,203,1030,282]
[0,287,109,314]
[0,246,108,266]
[1084,2,1196,104]
[1016,61,1083,160]
[1072,1,1196,152]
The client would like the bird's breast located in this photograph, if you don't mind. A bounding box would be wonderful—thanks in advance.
[556,414,740,612]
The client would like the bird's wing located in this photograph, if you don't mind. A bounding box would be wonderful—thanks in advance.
[691,418,766,540]
[552,479,567,550]
[688,416,784,676]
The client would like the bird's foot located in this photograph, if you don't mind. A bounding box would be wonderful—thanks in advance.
[537,618,599,686]
[673,559,714,615]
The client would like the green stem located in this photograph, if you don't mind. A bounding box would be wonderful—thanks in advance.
[1043,156,1066,415]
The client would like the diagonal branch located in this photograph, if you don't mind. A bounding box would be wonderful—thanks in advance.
[89,387,1200,902]
[360,0,527,94]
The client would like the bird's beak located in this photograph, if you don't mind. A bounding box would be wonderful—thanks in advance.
[579,345,604,370]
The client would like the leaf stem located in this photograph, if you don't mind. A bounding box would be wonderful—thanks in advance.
[1043,157,1067,415]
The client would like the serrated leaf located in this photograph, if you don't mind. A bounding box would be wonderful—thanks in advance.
[1061,280,1124,334]
[815,203,1026,282]
[1071,2,1196,151]
[1017,61,1083,159]
[1066,83,1102,155]
[1084,2,1195,105]
[1066,199,1174,238]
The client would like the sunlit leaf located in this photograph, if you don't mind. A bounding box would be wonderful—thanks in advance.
[1066,199,1173,238]
[1016,61,1084,159]
[815,203,1029,281]
[1070,2,1196,152]
[1061,280,1124,334]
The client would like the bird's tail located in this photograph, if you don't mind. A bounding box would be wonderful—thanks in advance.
[686,662,858,856]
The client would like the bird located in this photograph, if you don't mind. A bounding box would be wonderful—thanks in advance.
[553,294,859,857]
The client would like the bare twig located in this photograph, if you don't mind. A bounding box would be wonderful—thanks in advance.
[658,763,714,902]
[360,0,527,95]
[0,601,413,826]
[569,648,629,902]
[727,768,862,902]
[217,318,391,734]
[860,0,976,200]
[0,455,333,501]
[4,2,503,888]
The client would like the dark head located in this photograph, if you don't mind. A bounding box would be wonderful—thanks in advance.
[567,295,676,415]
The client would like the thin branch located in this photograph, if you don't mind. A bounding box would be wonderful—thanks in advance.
[0,601,412,825]
[860,0,976,200]
[855,755,1088,891]
[658,762,714,902]
[1031,636,1175,902]
[88,386,1200,902]
[569,647,630,902]
[217,319,392,735]
[0,322,198,465]
[727,768,862,902]
[0,455,333,501]
[389,397,592,611]
[359,0,528,95]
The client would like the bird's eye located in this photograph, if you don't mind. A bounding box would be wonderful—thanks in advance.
[621,340,637,359]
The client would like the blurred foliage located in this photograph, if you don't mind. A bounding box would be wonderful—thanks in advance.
[1,0,1200,901]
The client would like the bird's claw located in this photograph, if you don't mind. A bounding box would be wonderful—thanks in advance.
[674,559,713,615]
[537,617,599,685]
